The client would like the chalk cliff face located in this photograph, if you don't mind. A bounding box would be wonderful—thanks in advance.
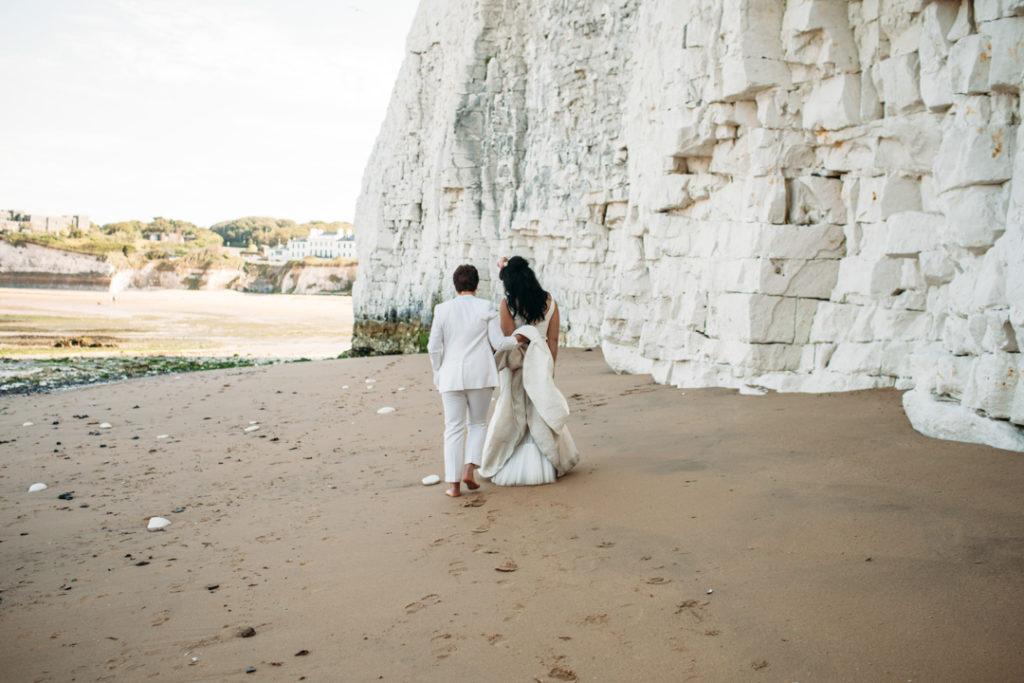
[353,0,1024,450]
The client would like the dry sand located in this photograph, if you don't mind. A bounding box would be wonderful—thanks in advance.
[1,350,1022,681]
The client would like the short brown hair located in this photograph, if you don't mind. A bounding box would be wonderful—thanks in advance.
[453,264,479,293]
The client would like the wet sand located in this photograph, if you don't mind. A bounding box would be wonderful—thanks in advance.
[0,288,353,358]
[1,350,1022,681]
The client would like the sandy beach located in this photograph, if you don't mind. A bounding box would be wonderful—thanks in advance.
[0,288,354,359]
[1,349,1022,681]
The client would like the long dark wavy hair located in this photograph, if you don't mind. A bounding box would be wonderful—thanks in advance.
[499,256,549,324]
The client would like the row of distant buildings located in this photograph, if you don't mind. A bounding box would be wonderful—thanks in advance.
[1,209,90,234]
[266,227,356,263]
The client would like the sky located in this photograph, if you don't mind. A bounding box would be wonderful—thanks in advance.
[0,0,421,227]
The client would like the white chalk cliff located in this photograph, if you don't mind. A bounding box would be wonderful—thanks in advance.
[354,0,1024,451]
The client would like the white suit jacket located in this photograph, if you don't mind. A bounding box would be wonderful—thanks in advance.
[427,294,519,392]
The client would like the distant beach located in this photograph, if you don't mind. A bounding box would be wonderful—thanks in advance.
[0,288,353,394]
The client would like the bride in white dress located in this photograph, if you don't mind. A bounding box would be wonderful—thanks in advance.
[479,257,579,485]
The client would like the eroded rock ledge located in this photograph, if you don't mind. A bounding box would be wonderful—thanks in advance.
[354,0,1024,450]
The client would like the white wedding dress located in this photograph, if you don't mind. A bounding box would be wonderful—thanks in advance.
[481,300,577,486]
[490,432,557,485]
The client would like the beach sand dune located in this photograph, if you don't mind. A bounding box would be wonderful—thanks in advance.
[1,350,1022,681]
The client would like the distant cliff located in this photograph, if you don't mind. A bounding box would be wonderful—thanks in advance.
[354,0,1024,451]
[0,239,115,289]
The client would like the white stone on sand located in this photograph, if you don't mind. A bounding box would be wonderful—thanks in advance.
[28,482,47,492]
[147,517,171,531]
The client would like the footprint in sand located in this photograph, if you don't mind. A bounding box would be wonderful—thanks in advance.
[548,666,578,682]
[675,598,710,623]
[495,559,518,572]
[404,593,442,614]
[431,632,457,660]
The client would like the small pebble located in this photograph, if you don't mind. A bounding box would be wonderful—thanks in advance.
[376,406,396,415]
[245,666,256,674]
[421,474,441,486]
[172,506,186,513]
[28,483,47,492]
[57,492,74,501]
[239,626,256,638]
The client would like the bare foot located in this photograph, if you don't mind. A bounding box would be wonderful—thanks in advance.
[462,464,480,490]
[446,484,461,497]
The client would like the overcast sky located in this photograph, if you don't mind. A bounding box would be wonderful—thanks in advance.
[0,0,420,227]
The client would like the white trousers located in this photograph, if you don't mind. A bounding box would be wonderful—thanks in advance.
[441,388,493,483]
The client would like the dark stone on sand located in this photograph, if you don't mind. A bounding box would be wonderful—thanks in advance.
[246,666,256,673]
[206,584,219,591]
[239,626,256,638]
[58,492,73,500]
[172,507,185,513]
[295,649,310,656]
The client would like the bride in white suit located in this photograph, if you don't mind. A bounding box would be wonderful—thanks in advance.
[427,264,524,497]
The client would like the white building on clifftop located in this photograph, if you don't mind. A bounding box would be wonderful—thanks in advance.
[0,209,90,234]
[267,227,356,263]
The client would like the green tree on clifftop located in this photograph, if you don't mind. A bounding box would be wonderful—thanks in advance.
[209,217,353,247]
